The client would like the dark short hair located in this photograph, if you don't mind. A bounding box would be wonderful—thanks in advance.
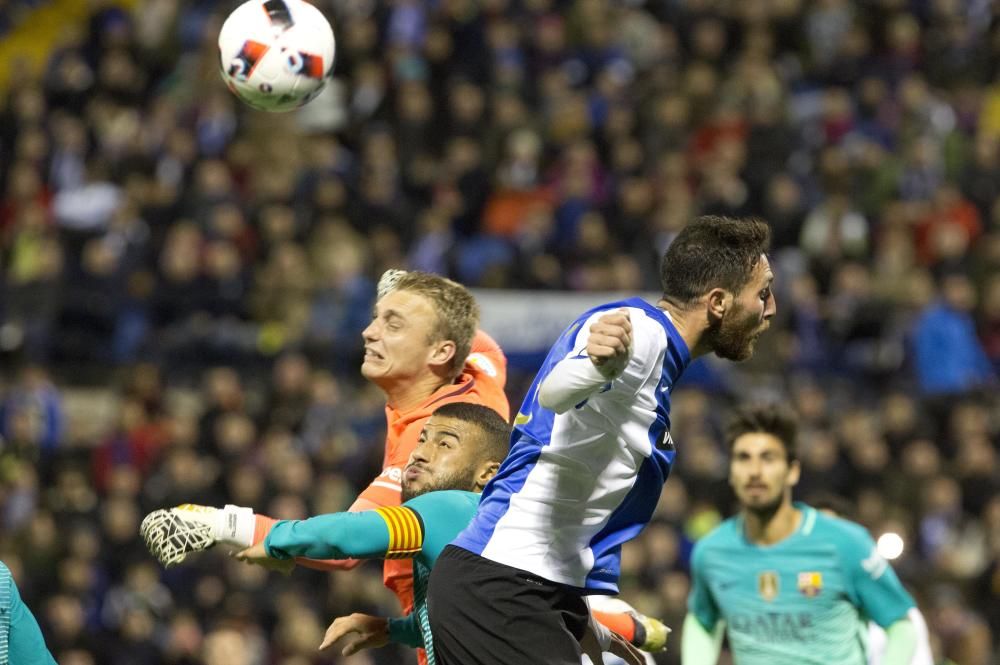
[725,403,798,462]
[431,402,510,463]
[661,216,771,304]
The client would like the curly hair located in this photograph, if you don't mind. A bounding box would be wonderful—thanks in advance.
[725,403,798,462]
[660,216,772,305]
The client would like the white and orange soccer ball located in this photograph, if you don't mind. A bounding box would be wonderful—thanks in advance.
[218,0,335,112]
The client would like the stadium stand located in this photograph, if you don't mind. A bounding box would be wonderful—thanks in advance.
[0,1,997,663]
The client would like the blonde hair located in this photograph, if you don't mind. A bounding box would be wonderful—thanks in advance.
[392,272,479,379]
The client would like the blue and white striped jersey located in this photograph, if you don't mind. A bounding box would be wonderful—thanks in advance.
[451,297,691,592]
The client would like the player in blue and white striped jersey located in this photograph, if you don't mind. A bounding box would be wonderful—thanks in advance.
[427,215,777,665]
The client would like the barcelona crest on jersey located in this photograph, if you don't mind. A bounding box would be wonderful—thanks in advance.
[798,571,823,597]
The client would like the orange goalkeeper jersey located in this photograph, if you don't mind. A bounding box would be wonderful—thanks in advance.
[254,331,509,620]
[361,330,509,610]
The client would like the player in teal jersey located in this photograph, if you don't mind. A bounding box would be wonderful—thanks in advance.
[681,404,918,665]
[0,561,57,665]
[808,494,933,665]
[235,402,657,664]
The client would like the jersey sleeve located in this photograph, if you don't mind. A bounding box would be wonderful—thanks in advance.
[538,307,663,414]
[839,526,915,628]
[264,506,425,561]
[687,541,722,631]
[388,613,425,649]
[616,309,668,396]
[402,491,479,560]
[7,572,57,665]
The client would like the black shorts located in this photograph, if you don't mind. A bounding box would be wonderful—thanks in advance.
[427,545,589,665]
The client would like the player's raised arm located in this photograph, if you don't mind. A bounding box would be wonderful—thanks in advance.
[237,504,423,562]
[538,308,639,413]
[140,501,375,570]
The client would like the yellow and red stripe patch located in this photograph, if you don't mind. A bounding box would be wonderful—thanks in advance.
[375,506,423,559]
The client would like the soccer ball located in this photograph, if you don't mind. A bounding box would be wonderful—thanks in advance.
[218,0,335,112]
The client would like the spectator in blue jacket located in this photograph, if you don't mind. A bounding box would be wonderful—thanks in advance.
[912,272,996,395]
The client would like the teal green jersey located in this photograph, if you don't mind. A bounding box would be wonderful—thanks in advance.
[265,490,481,664]
[687,504,915,665]
[0,562,57,665]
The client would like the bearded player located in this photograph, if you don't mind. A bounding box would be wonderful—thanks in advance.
[234,402,664,664]
[681,404,918,664]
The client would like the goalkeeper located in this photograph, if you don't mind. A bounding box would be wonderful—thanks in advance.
[141,270,510,664]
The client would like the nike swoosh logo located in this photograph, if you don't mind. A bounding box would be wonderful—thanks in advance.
[514,412,532,426]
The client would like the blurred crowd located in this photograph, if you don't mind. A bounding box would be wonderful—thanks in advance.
[0,1,49,35]
[0,0,998,663]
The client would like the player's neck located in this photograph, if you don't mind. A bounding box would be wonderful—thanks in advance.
[658,299,710,358]
[743,501,802,546]
[382,372,452,412]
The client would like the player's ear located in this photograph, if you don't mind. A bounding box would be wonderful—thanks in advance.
[474,461,500,490]
[788,459,801,488]
[429,339,457,369]
[706,288,729,321]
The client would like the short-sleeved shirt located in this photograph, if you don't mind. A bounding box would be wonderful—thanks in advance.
[688,504,915,665]
[454,298,690,592]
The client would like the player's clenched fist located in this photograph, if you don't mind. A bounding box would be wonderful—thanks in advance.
[588,309,632,379]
